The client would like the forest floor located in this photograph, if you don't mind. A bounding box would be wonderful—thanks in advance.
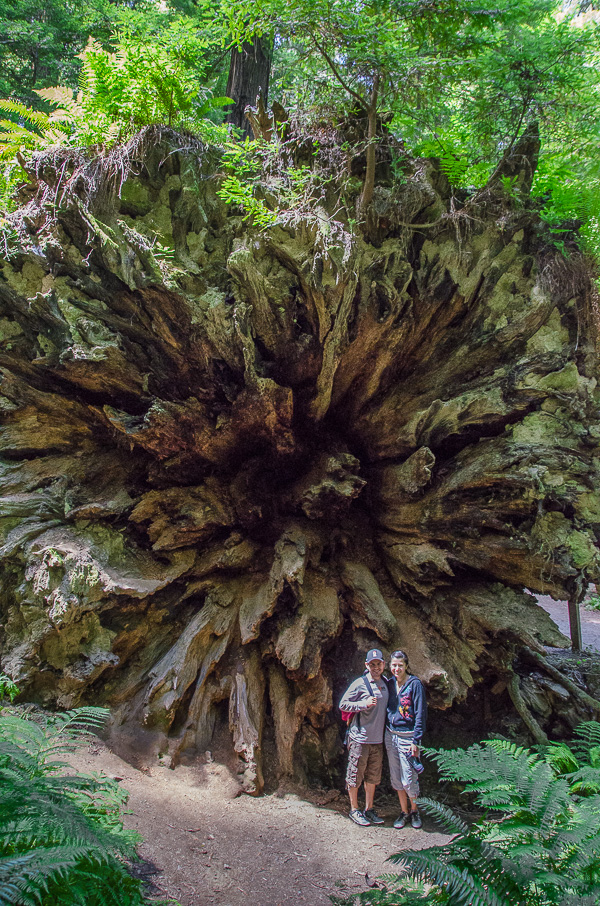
[68,741,449,906]
[66,600,600,906]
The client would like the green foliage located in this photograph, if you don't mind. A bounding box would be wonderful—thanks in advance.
[0,0,228,107]
[546,720,600,795]
[0,706,149,906]
[357,735,600,906]
[72,21,231,143]
[1,0,600,268]
[226,0,600,256]
[585,593,600,611]
[0,17,232,208]
[216,136,348,247]
[0,676,18,704]
[329,879,439,906]
[228,0,600,159]
[217,140,279,227]
[0,21,230,150]
[0,96,76,175]
[0,0,126,105]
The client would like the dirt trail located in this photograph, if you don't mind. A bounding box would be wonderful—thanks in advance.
[69,743,448,906]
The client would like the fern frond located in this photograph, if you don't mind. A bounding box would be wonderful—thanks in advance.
[36,86,79,110]
[394,848,512,906]
[572,721,600,763]
[0,844,91,904]
[0,99,50,131]
[431,739,571,823]
[483,739,531,757]
[416,797,469,835]
[43,706,109,753]
[0,715,49,770]
[545,742,580,775]
[390,733,600,905]
[567,764,600,795]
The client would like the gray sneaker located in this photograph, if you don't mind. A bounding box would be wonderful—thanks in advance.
[363,808,384,825]
[410,810,422,829]
[393,812,409,829]
[349,809,371,826]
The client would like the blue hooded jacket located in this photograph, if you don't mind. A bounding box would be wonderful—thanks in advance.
[386,674,427,744]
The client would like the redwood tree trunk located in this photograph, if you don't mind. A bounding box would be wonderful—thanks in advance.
[226,38,271,138]
[0,127,599,791]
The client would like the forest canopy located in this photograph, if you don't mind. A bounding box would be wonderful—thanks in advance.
[0,0,599,253]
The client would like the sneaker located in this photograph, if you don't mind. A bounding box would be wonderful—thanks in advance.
[349,809,371,826]
[363,808,384,825]
[393,812,409,829]
[410,809,422,829]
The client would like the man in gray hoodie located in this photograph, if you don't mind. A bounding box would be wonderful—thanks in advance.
[339,648,389,826]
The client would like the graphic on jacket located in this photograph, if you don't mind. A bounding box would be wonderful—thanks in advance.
[396,691,413,720]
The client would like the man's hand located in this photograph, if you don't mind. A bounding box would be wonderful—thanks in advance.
[411,743,420,756]
[365,696,378,709]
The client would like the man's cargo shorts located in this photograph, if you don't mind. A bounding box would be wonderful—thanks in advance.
[345,741,384,788]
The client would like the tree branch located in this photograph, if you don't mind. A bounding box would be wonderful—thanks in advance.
[309,32,368,113]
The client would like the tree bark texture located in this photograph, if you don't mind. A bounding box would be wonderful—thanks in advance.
[226,38,271,139]
[0,128,599,790]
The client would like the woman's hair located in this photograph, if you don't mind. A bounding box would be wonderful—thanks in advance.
[390,649,410,671]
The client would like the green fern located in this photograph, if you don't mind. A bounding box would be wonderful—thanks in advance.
[413,798,469,836]
[544,721,600,796]
[545,743,579,775]
[0,21,231,208]
[0,707,147,906]
[570,721,600,760]
[391,847,520,906]
[427,739,571,820]
[376,735,600,906]
[0,676,18,704]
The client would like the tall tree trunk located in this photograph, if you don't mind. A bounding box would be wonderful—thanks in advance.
[358,73,380,217]
[226,37,271,138]
[0,128,599,792]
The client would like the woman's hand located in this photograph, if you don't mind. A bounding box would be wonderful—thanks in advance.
[411,743,420,757]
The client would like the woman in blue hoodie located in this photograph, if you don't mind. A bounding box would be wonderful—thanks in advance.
[385,649,427,829]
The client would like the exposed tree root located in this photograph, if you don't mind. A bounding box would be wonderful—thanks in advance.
[507,674,550,745]
[0,130,598,780]
[523,647,600,717]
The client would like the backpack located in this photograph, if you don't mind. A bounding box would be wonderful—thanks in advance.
[340,675,375,724]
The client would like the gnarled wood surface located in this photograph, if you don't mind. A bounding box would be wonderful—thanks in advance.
[0,128,599,790]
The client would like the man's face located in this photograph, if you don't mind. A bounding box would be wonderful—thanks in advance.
[366,658,384,679]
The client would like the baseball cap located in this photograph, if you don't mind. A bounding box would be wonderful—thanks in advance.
[365,648,384,663]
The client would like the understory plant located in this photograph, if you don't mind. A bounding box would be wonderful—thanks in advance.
[545,720,600,795]
[333,727,600,906]
[0,20,231,205]
[586,592,600,611]
[0,694,149,906]
[217,133,353,253]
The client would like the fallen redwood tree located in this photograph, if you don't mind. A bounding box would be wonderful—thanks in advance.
[0,122,599,791]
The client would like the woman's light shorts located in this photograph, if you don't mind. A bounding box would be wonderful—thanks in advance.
[385,728,420,799]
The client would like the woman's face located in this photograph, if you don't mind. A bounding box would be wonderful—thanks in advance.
[390,657,408,682]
